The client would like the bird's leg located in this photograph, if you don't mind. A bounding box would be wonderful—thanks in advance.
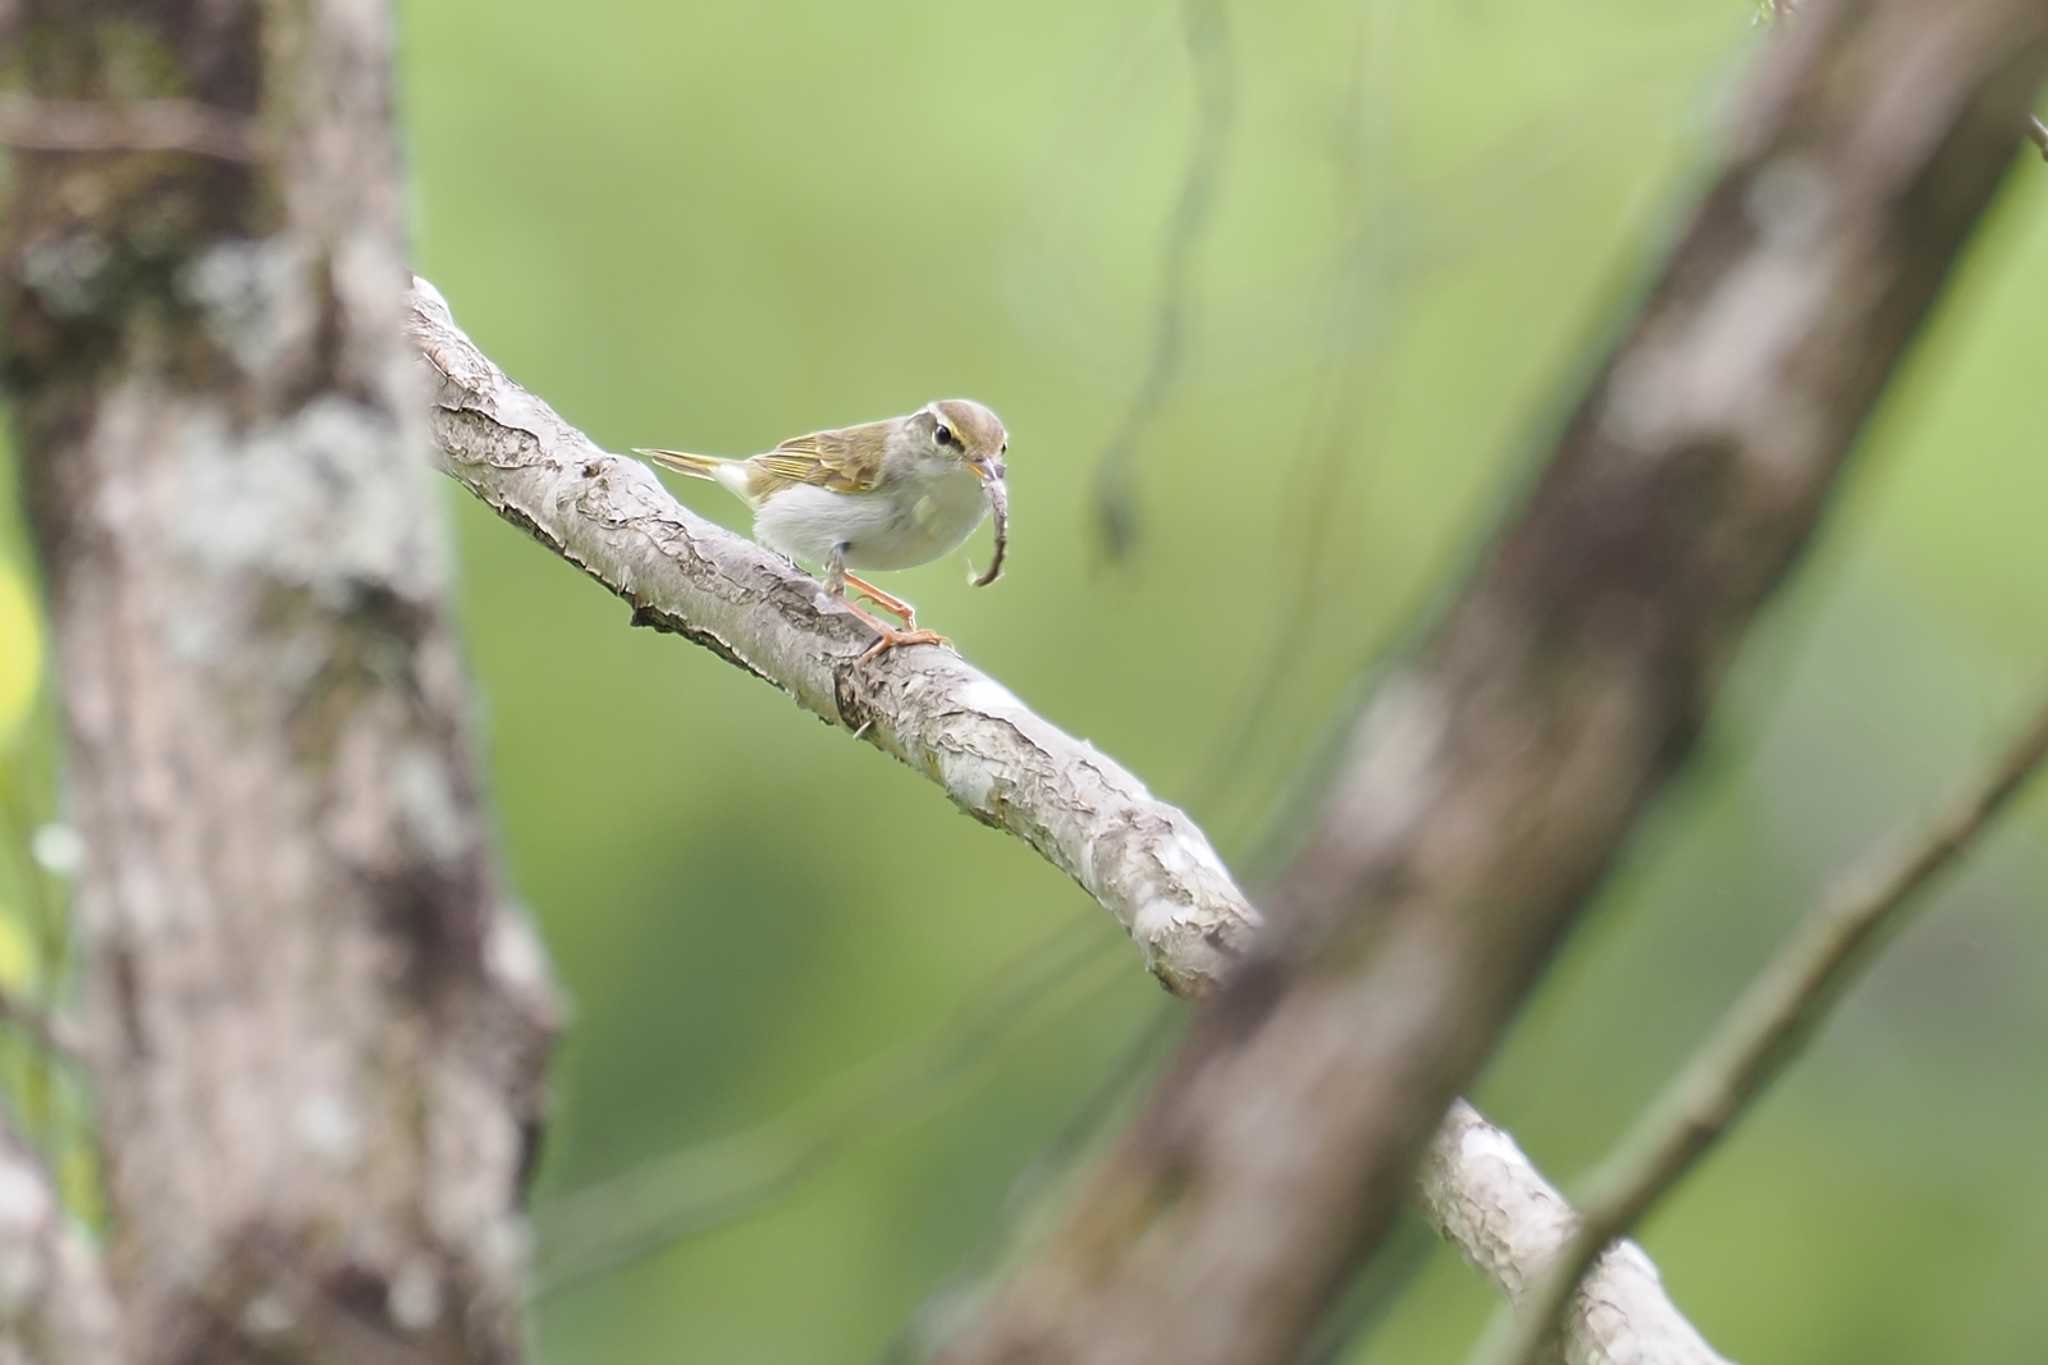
[830,558,948,661]
[842,570,919,630]
[843,598,950,662]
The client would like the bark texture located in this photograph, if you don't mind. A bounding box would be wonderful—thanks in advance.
[934,2,2048,1361]
[1422,1104,1728,1365]
[1,4,557,1363]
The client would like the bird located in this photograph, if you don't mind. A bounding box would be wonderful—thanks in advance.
[637,399,1008,660]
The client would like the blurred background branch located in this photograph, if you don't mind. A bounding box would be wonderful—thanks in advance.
[935,2,2048,1361]
[531,912,1123,1296]
[1763,0,2048,158]
[1089,0,1236,561]
[1482,689,2048,1365]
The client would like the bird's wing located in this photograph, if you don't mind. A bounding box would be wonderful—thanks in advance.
[745,423,890,495]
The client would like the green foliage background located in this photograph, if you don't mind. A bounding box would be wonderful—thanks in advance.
[4,1,2047,1361]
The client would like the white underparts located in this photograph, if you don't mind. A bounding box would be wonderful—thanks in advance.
[752,463,988,571]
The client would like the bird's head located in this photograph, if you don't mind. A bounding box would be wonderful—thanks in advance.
[918,398,1007,483]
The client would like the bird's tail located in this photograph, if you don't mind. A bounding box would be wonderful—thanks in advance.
[635,447,723,481]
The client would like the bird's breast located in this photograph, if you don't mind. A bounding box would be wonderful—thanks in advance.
[849,465,989,571]
[749,465,990,572]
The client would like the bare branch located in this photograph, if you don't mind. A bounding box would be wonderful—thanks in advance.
[1478,693,2048,1365]
[401,282,1724,1362]
[934,2,2048,1361]
[0,1117,121,1364]
[1423,1103,1730,1365]
[405,279,1261,999]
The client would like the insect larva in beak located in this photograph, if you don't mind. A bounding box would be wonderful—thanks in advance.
[970,476,1008,588]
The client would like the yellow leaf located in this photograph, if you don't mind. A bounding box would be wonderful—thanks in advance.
[0,569,41,747]
[0,909,32,993]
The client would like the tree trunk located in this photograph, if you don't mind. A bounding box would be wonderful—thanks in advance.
[1,3,557,1362]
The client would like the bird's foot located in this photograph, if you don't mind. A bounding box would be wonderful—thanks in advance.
[859,626,952,663]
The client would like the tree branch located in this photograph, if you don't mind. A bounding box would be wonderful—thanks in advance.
[1480,692,2048,1365]
[1764,0,2048,159]
[1423,1103,1730,1365]
[400,285,1725,1362]
[933,1,2048,1361]
[405,278,1261,999]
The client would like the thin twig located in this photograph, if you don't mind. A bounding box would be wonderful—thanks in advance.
[875,1002,1179,1365]
[0,95,261,162]
[532,916,1121,1296]
[1090,0,1235,561]
[1477,693,2048,1365]
[1182,17,1384,840]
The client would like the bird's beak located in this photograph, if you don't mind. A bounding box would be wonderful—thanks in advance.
[970,457,1005,482]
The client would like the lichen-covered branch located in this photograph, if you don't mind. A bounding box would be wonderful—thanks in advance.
[1422,1104,1730,1365]
[933,2,2048,1362]
[405,279,1260,998]
[2,3,557,1362]
[0,1119,120,1364]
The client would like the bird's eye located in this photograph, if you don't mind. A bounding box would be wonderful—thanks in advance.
[999,442,1007,455]
[934,424,954,447]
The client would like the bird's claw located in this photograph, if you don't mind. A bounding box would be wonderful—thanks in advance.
[858,626,952,663]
